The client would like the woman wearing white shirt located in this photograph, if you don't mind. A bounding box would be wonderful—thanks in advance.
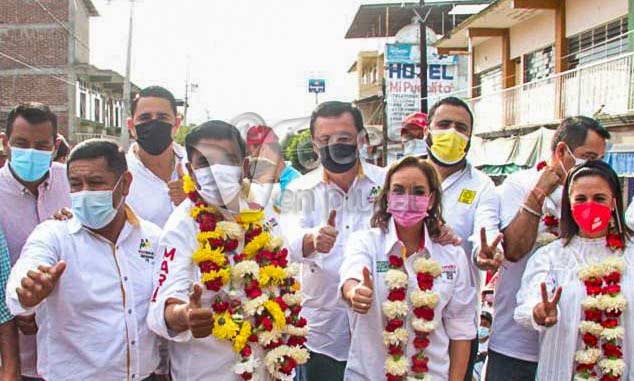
[515,160,634,381]
[340,157,476,381]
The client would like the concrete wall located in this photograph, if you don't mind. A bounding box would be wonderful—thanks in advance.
[567,0,629,37]
[510,11,555,59]
[473,37,502,74]
[74,0,91,64]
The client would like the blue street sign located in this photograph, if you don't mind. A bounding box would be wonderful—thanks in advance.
[308,79,326,93]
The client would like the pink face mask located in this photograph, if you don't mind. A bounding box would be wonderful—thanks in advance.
[387,194,431,228]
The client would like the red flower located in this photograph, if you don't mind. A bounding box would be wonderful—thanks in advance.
[388,288,406,301]
[604,284,621,295]
[600,375,620,381]
[584,309,602,322]
[536,161,547,171]
[585,278,603,288]
[290,305,302,315]
[264,339,283,350]
[604,271,622,284]
[279,356,297,375]
[413,306,435,321]
[287,335,307,347]
[199,261,219,273]
[411,355,429,373]
[387,344,403,356]
[295,317,308,328]
[602,318,618,328]
[417,273,435,291]
[275,297,288,311]
[388,255,404,269]
[386,374,403,381]
[385,318,404,332]
[245,287,262,299]
[413,335,430,350]
[233,253,246,263]
[582,332,598,347]
[198,214,217,231]
[204,278,224,292]
[606,233,624,250]
[240,345,252,358]
[605,309,622,318]
[240,372,252,381]
[248,334,258,342]
[586,285,603,296]
[602,343,623,358]
[261,316,274,331]
[542,215,559,227]
[224,239,239,252]
[212,299,229,313]
[576,363,596,372]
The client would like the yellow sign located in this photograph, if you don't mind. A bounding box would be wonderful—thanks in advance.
[458,189,477,204]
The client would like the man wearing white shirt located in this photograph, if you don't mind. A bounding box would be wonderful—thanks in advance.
[280,101,387,380]
[424,97,502,381]
[126,86,187,228]
[489,116,609,381]
[6,139,163,381]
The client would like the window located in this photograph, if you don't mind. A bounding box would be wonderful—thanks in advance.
[567,17,629,70]
[94,98,100,122]
[524,45,554,83]
[473,65,502,97]
[79,93,86,119]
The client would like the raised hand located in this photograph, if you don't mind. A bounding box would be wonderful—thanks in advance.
[476,228,504,271]
[168,163,187,206]
[51,207,73,221]
[535,164,565,197]
[433,224,462,246]
[186,284,214,338]
[16,261,66,308]
[346,267,374,314]
[533,282,562,327]
[314,210,338,254]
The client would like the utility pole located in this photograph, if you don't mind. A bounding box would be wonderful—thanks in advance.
[419,0,428,113]
[121,0,135,149]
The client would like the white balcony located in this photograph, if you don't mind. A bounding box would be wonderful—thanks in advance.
[469,52,634,135]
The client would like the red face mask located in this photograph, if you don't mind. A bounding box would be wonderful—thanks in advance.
[571,201,612,234]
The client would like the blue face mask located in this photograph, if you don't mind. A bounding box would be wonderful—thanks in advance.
[478,327,490,339]
[71,177,124,230]
[9,146,53,182]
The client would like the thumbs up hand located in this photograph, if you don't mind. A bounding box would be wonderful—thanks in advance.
[186,284,214,338]
[344,267,374,314]
[168,162,187,206]
[17,261,66,308]
[314,210,338,254]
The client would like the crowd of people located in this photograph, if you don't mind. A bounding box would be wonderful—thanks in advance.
[0,85,632,381]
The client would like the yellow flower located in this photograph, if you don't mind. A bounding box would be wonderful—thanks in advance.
[192,245,226,266]
[200,268,231,285]
[233,321,252,353]
[259,265,287,287]
[243,232,271,259]
[291,281,301,292]
[263,300,286,330]
[197,229,225,243]
[190,205,217,219]
[212,312,240,341]
[183,174,196,194]
[238,209,265,225]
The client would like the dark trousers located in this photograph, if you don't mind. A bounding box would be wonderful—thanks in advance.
[485,350,537,381]
[463,336,479,381]
[296,351,346,381]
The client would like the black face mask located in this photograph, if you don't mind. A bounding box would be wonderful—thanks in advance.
[319,143,358,174]
[135,120,173,155]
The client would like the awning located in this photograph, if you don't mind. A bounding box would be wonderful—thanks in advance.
[479,163,523,175]
[469,127,555,169]
[605,151,634,177]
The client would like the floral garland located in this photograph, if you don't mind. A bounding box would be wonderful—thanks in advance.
[575,256,627,381]
[183,175,309,381]
[383,248,441,381]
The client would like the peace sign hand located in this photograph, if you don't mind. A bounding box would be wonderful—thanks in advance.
[532,282,562,327]
[475,228,504,271]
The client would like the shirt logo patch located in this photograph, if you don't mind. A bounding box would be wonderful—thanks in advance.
[367,185,382,203]
[442,264,456,280]
[138,238,155,263]
[458,189,477,205]
[376,261,389,273]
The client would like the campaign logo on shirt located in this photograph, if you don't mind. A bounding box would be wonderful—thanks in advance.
[265,216,279,231]
[138,238,155,263]
[376,260,389,273]
[442,264,456,280]
[458,189,477,205]
[367,186,382,204]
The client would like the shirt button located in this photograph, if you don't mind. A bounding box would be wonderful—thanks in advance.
[132,374,136,379]
[128,309,132,314]
[346,225,350,229]
[131,340,136,345]
[123,276,128,281]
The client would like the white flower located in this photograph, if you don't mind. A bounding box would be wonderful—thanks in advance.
[602,257,626,273]
[581,296,600,310]
[217,221,243,240]
[286,263,300,277]
[578,321,603,336]
[232,260,260,280]
[282,292,302,307]
[243,294,269,316]
[258,328,283,346]
[412,318,438,333]
[264,345,292,380]
[578,263,606,280]
[382,300,408,319]
[385,356,408,376]
[574,348,601,365]
[410,290,439,308]
[385,269,408,289]
[288,346,310,364]
[265,236,284,251]
[600,327,625,341]
[407,376,431,381]
[413,258,442,277]
[383,328,408,346]
[285,325,309,337]
[599,358,625,376]
[233,356,260,374]
[574,376,597,381]
[597,294,627,313]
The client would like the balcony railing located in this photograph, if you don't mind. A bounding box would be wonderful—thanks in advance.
[469,52,634,135]
[74,133,119,143]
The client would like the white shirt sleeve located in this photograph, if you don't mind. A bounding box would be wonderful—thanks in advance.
[497,175,530,230]
[514,243,556,333]
[6,221,60,316]
[443,246,477,341]
[338,230,374,297]
[625,201,634,231]
[469,180,502,262]
[147,214,197,343]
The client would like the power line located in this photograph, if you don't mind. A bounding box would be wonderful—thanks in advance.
[0,50,75,86]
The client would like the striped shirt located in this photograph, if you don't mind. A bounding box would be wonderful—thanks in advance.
[0,228,13,324]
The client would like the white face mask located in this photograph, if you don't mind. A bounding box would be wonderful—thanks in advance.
[248,181,281,208]
[565,145,588,168]
[403,138,427,157]
[194,164,242,206]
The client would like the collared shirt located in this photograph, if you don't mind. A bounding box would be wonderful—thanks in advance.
[490,166,561,362]
[339,218,476,380]
[515,237,634,380]
[0,162,70,377]
[0,228,12,325]
[280,162,386,361]
[147,198,284,381]
[6,207,162,381]
[127,143,187,228]
[440,162,500,292]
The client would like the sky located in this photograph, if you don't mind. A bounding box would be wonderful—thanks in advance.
[89,0,395,125]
